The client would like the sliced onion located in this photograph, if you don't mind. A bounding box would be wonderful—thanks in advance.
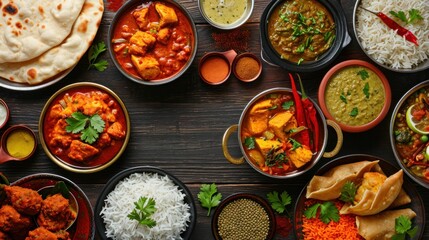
[124,63,134,69]
[112,38,127,44]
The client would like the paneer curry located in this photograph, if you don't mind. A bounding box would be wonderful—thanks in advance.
[241,93,314,176]
[43,87,127,167]
[112,1,194,81]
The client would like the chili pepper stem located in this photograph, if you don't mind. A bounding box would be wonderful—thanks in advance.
[297,74,308,99]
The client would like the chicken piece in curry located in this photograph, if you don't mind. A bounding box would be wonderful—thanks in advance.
[0,205,33,233]
[241,93,314,176]
[44,88,127,164]
[3,186,42,216]
[25,227,70,240]
[37,194,76,232]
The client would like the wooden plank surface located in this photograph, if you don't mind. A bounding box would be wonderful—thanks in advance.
[0,0,428,239]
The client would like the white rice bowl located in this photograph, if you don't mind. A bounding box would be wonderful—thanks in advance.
[100,172,191,240]
[355,0,429,70]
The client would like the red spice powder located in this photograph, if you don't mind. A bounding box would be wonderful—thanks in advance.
[275,215,293,238]
[107,0,125,12]
[211,28,250,52]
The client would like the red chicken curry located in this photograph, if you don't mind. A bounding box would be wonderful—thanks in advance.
[111,1,194,81]
[43,87,127,167]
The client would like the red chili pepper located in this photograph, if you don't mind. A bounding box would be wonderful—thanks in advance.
[360,7,419,46]
[289,73,310,148]
[297,75,319,153]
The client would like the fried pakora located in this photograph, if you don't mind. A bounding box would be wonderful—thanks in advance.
[0,205,32,233]
[25,227,57,240]
[3,186,42,215]
[37,194,76,232]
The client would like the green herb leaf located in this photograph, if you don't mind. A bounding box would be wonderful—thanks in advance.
[304,203,320,219]
[65,112,105,144]
[197,183,222,216]
[319,201,340,224]
[244,137,256,150]
[340,93,347,104]
[289,138,302,150]
[389,10,407,23]
[350,107,359,117]
[282,101,294,110]
[408,9,423,24]
[357,69,369,80]
[267,191,292,214]
[127,197,157,228]
[295,44,305,53]
[363,82,370,98]
[339,181,357,204]
[269,105,278,110]
[88,41,108,71]
[297,58,304,65]
[395,215,413,234]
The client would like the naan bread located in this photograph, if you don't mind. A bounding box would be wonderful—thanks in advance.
[356,208,416,240]
[0,0,104,84]
[0,0,85,63]
[306,161,379,200]
[340,170,403,216]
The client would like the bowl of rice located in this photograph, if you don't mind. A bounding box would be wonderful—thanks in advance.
[353,0,429,73]
[94,166,196,240]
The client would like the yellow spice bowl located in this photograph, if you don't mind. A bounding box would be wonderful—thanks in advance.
[0,125,37,164]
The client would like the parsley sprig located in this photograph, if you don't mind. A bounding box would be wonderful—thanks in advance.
[88,41,108,71]
[339,181,357,204]
[392,215,418,240]
[65,112,105,144]
[127,197,157,228]
[197,183,222,216]
[304,201,340,224]
[267,191,292,216]
[389,9,423,24]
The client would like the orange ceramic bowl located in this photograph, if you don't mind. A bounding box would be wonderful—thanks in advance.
[318,60,391,132]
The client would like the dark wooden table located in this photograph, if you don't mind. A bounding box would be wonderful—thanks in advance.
[1,0,428,239]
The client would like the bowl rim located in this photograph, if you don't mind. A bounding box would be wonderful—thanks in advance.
[293,154,426,240]
[389,79,429,189]
[318,59,392,133]
[0,98,10,130]
[259,0,350,72]
[352,0,429,73]
[197,0,254,30]
[237,87,329,179]
[211,192,276,240]
[232,52,262,82]
[94,166,197,240]
[1,124,37,161]
[38,82,131,173]
[108,0,198,85]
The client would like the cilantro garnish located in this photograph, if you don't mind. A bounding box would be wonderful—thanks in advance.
[340,93,347,104]
[363,82,370,98]
[304,201,340,224]
[357,69,369,80]
[297,58,304,65]
[282,101,294,110]
[197,183,222,216]
[390,9,423,24]
[65,112,105,144]
[339,181,357,204]
[289,138,302,150]
[127,197,157,228]
[392,215,418,240]
[350,107,359,117]
[88,41,108,71]
[244,137,256,150]
[267,191,292,215]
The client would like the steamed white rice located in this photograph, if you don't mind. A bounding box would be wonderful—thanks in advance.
[100,172,191,240]
[356,0,429,69]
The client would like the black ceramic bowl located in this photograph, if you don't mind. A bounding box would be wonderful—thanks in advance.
[94,166,196,239]
[260,0,350,72]
[294,154,425,240]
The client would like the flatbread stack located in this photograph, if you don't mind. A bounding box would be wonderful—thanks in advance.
[0,0,104,85]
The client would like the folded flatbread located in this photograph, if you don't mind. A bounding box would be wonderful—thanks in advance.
[356,208,416,240]
[0,0,104,84]
[306,160,379,200]
[0,0,85,63]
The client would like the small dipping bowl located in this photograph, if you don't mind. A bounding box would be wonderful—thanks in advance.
[198,0,254,30]
[0,125,37,164]
[199,50,237,85]
[232,53,262,82]
[0,99,10,130]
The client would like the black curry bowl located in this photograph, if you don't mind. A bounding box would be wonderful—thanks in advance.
[260,0,350,72]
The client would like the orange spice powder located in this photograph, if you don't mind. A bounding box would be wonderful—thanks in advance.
[200,56,229,84]
[302,200,364,240]
[235,56,260,80]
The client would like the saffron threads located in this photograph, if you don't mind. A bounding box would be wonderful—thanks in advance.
[211,28,250,52]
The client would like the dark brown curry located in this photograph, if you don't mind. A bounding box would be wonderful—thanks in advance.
[267,0,335,64]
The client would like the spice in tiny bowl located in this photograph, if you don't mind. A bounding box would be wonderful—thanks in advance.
[199,50,237,85]
[212,193,276,240]
[233,53,262,82]
[0,99,10,130]
[0,125,37,164]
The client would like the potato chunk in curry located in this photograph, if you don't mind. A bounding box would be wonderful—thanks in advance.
[155,3,178,28]
[131,55,161,80]
[129,31,156,56]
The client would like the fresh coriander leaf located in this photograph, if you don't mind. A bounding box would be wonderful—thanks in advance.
[65,112,105,144]
[88,41,108,71]
[81,126,99,144]
[197,183,222,216]
[297,58,304,65]
[357,69,369,80]
[389,10,407,23]
[350,107,359,117]
[65,113,86,134]
[267,191,292,214]
[395,215,412,234]
[295,44,305,53]
[289,138,302,150]
[304,203,320,219]
[90,114,105,132]
[339,181,357,204]
[282,101,294,110]
[391,233,406,240]
[127,197,157,228]
[319,201,339,224]
[408,9,423,24]
[340,93,347,104]
[363,82,370,98]
[244,137,256,150]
